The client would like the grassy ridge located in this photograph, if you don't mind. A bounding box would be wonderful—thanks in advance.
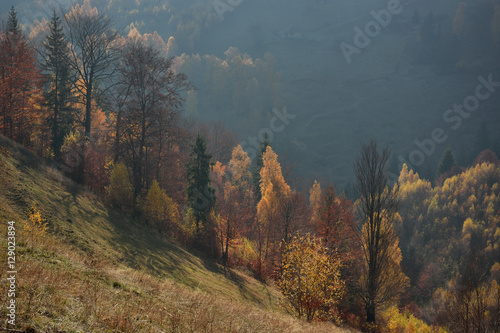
[0,136,352,332]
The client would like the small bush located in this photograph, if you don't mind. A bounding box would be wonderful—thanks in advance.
[23,204,48,246]
[107,162,134,210]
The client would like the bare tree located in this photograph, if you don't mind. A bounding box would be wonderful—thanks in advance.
[65,7,118,181]
[354,140,407,323]
[115,42,189,197]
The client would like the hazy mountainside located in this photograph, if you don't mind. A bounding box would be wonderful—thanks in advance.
[2,1,500,330]
[2,0,500,187]
[0,135,353,332]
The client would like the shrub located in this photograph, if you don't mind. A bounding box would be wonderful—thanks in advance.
[106,162,133,210]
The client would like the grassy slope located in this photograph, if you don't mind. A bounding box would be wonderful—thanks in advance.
[0,136,353,332]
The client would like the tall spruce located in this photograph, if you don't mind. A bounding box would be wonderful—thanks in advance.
[186,135,216,253]
[42,10,74,159]
[6,6,20,35]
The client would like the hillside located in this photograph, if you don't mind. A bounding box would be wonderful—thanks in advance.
[0,135,353,332]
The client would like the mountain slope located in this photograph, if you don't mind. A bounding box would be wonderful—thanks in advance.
[0,135,353,332]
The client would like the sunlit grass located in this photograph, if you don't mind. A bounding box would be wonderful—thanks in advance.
[0,136,352,332]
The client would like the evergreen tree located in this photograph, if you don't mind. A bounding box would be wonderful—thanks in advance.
[437,147,457,177]
[42,10,75,160]
[6,6,20,35]
[186,135,216,253]
[252,133,271,201]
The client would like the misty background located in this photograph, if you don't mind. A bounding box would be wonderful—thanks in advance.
[3,0,500,191]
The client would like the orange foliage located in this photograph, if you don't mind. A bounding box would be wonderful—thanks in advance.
[0,30,47,151]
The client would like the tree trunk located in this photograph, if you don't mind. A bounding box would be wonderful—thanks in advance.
[114,109,121,163]
[224,220,230,266]
[366,300,376,323]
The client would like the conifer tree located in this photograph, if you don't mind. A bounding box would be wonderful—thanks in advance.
[186,135,216,253]
[437,147,457,177]
[42,10,75,160]
[6,6,20,35]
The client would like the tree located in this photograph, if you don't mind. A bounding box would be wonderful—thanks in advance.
[197,120,238,165]
[315,184,357,261]
[256,146,300,277]
[0,6,46,149]
[279,234,344,322]
[106,162,133,210]
[186,135,216,254]
[42,10,75,160]
[252,133,271,201]
[309,180,322,225]
[144,180,180,233]
[354,140,408,323]
[65,2,119,181]
[437,147,458,177]
[213,145,255,265]
[435,256,500,332]
[474,149,499,166]
[6,6,20,35]
[114,41,189,196]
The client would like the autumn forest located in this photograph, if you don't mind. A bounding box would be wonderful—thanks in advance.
[1,1,500,332]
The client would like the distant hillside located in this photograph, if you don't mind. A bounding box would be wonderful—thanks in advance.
[2,0,499,189]
[0,135,354,332]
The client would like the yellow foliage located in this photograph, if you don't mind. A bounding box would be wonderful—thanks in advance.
[144,180,180,231]
[23,204,48,246]
[309,180,321,224]
[381,306,448,333]
[360,217,409,307]
[227,144,252,188]
[106,162,133,209]
[279,234,344,322]
[257,146,291,227]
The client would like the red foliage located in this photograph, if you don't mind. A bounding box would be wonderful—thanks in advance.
[435,165,466,186]
[417,263,443,300]
[315,185,359,260]
[474,149,499,166]
[0,30,47,150]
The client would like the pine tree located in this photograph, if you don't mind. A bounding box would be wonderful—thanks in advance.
[437,147,457,177]
[6,6,20,35]
[42,10,75,160]
[186,135,216,253]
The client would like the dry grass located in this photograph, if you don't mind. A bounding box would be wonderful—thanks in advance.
[1,234,352,332]
[0,136,355,332]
